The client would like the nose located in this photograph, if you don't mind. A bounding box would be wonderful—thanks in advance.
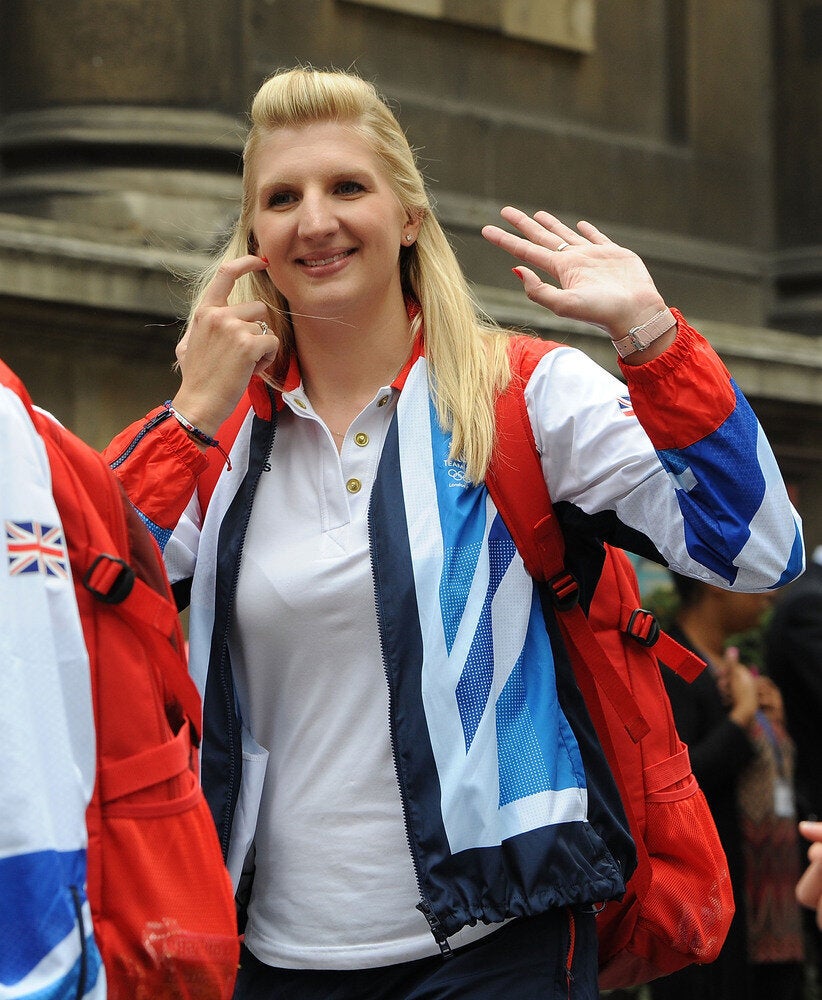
[297,193,339,241]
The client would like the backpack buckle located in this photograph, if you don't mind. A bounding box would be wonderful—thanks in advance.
[84,553,135,604]
[548,571,579,611]
[626,608,660,647]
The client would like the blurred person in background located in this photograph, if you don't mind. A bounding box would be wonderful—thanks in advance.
[649,575,805,1000]
[766,545,822,994]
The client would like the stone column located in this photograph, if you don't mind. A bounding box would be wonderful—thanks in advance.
[0,0,246,256]
[0,0,249,443]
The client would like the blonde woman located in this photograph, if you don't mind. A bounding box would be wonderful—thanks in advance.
[106,67,803,1000]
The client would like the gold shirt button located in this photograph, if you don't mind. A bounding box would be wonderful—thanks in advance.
[354,432,369,447]
[346,478,362,494]
[377,395,390,407]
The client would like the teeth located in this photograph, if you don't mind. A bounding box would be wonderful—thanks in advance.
[302,251,350,268]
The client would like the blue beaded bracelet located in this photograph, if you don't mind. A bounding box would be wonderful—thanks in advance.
[163,401,232,470]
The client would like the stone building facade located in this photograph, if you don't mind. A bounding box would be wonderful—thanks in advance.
[1,0,821,542]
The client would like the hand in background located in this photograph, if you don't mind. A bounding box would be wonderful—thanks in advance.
[717,646,759,730]
[797,820,822,929]
[756,674,786,726]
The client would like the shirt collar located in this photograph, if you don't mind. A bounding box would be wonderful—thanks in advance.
[248,329,425,419]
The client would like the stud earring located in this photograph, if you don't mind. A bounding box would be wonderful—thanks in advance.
[405,233,414,242]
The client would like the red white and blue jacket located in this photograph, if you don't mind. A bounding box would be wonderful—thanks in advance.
[105,312,804,947]
[1,363,106,999]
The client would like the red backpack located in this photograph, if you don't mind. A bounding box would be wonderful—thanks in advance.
[486,335,735,989]
[28,396,240,998]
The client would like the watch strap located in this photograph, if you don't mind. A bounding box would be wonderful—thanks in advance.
[612,307,676,358]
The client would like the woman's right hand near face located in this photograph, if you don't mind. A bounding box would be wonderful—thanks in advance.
[172,256,279,438]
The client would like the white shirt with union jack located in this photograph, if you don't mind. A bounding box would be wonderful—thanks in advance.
[0,383,105,998]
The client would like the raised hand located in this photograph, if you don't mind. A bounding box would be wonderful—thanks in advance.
[717,646,759,730]
[481,207,672,349]
[172,256,279,437]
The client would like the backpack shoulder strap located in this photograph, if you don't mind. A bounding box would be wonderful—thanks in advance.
[487,335,651,741]
[485,336,563,580]
[40,417,203,732]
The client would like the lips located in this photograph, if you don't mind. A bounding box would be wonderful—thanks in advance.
[297,249,356,268]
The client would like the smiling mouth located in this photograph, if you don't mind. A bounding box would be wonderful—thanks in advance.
[298,249,356,268]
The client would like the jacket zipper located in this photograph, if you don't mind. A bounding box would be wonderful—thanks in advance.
[368,507,453,959]
[216,405,277,856]
[565,906,576,999]
[108,408,172,469]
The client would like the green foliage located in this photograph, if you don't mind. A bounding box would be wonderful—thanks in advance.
[644,582,679,631]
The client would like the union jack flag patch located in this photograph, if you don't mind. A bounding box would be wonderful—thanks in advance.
[5,520,69,579]
[617,395,635,417]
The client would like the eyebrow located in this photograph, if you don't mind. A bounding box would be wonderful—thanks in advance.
[257,166,378,191]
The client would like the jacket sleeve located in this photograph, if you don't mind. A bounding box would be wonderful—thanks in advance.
[0,382,106,998]
[524,310,804,592]
[103,405,209,550]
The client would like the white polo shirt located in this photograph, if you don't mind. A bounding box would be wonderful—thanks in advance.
[231,381,500,970]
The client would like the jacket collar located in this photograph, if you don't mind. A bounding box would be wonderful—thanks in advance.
[247,329,425,421]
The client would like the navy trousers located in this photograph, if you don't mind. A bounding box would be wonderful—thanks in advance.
[233,906,598,999]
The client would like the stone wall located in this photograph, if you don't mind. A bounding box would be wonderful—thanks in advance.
[1,0,820,540]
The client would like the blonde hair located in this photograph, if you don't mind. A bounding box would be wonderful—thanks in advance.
[189,66,512,482]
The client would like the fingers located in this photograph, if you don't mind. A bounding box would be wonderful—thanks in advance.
[796,849,822,923]
[233,301,274,324]
[501,207,576,248]
[485,205,621,257]
[480,223,555,271]
[573,219,611,245]
[481,206,623,280]
[530,210,584,247]
[795,822,822,923]
[200,254,270,309]
[176,302,273,364]
[800,821,822,845]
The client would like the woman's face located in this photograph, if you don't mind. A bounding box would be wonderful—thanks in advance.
[249,121,413,323]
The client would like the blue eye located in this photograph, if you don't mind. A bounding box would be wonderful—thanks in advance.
[337,180,365,195]
[268,191,295,207]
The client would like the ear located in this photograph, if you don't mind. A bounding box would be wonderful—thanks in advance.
[401,213,423,247]
[247,231,259,254]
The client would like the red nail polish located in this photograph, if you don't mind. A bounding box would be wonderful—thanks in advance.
[512,267,524,281]
[260,256,269,264]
